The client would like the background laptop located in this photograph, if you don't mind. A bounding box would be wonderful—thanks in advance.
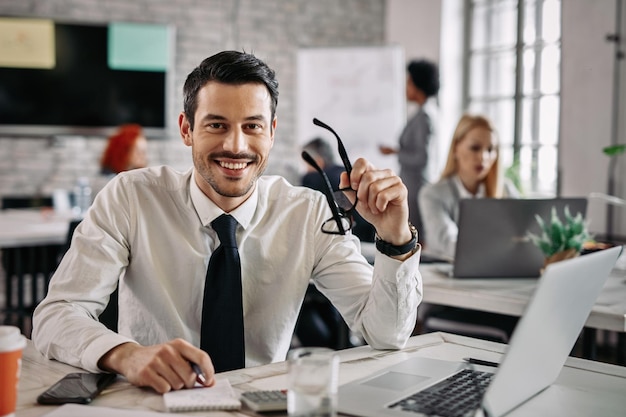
[338,246,622,417]
[453,198,587,278]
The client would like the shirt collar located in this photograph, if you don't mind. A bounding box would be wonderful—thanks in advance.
[453,175,486,199]
[189,169,258,229]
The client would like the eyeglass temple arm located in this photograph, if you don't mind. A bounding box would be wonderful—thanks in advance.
[312,118,352,175]
[301,151,347,235]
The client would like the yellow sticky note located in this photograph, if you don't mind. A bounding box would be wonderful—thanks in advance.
[0,17,55,69]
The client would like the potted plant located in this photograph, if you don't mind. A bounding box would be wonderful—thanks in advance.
[526,205,591,269]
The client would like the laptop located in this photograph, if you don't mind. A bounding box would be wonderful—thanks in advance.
[338,246,622,417]
[453,198,587,278]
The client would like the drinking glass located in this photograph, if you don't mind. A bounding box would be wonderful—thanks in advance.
[287,347,339,417]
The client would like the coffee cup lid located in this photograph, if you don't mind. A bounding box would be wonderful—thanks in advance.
[0,326,27,352]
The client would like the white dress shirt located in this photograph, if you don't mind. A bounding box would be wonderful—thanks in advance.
[32,166,422,372]
[419,175,520,260]
[453,175,486,199]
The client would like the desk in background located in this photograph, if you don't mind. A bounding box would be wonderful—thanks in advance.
[16,332,626,416]
[419,263,626,363]
[0,209,70,247]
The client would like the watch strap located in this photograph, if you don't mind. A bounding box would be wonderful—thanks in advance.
[375,223,418,256]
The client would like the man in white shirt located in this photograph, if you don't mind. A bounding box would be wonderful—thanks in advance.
[32,51,423,394]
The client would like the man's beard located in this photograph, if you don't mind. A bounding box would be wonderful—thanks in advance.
[193,149,266,198]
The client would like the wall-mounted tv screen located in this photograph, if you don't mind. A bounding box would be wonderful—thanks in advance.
[0,17,173,137]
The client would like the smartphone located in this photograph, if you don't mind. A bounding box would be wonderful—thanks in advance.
[36,372,117,405]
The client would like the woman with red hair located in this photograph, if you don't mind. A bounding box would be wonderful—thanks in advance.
[100,124,148,175]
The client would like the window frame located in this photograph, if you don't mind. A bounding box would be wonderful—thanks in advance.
[463,0,562,196]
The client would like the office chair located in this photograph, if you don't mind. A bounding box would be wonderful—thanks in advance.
[1,244,62,335]
[293,284,362,350]
[420,305,518,343]
[1,195,63,335]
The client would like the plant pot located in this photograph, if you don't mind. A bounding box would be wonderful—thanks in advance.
[542,248,580,273]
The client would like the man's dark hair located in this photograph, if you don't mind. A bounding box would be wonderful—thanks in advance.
[407,59,440,98]
[303,137,336,168]
[183,51,279,129]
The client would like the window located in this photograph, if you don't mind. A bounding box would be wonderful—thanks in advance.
[465,0,561,196]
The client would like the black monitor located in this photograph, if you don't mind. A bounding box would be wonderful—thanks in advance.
[0,18,173,138]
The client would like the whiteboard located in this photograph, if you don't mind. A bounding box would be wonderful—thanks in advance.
[297,46,406,174]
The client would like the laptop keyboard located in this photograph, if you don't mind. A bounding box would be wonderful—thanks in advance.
[388,369,494,417]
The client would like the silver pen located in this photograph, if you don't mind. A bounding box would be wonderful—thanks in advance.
[189,361,207,384]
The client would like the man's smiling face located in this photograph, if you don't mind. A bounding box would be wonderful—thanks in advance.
[179,81,276,212]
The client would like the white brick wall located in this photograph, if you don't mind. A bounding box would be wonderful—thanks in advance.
[0,0,384,198]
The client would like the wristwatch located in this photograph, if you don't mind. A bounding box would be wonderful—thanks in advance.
[375,223,418,256]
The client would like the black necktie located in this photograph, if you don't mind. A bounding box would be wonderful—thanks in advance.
[200,214,245,372]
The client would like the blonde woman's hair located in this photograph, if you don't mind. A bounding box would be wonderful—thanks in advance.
[440,113,502,198]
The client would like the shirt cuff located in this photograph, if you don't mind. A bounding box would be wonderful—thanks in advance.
[373,244,421,283]
[82,333,138,373]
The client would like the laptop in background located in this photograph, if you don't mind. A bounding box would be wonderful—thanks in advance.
[338,246,622,417]
[453,198,587,278]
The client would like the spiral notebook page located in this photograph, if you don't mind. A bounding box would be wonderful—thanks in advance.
[163,378,241,412]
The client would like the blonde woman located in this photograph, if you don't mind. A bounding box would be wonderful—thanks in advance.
[418,113,519,260]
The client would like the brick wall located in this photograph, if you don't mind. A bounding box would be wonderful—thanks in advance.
[0,0,385,198]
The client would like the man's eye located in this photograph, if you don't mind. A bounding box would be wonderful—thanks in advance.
[246,123,262,129]
[207,123,225,129]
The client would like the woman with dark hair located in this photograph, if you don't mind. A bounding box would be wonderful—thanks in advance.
[380,59,440,243]
[100,124,148,175]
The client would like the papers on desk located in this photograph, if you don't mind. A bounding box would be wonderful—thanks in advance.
[43,403,180,416]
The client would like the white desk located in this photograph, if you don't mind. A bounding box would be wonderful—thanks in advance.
[15,332,626,416]
[420,263,626,333]
[0,209,72,247]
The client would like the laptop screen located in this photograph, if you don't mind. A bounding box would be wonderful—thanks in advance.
[453,198,587,278]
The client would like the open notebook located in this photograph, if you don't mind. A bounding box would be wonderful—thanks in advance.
[338,246,622,417]
[162,378,241,412]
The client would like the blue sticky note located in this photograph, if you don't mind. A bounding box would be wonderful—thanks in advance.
[108,22,170,72]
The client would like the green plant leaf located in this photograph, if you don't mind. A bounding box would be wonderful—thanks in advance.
[534,214,547,234]
[527,204,590,257]
[603,144,626,156]
[539,240,552,255]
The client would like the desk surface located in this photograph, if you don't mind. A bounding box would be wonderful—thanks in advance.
[16,332,626,417]
[420,263,626,332]
[0,209,73,247]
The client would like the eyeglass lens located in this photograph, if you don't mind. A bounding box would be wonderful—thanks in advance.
[334,189,356,212]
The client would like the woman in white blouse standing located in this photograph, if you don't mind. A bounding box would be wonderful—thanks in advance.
[418,113,519,260]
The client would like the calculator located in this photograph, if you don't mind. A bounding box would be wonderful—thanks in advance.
[240,389,288,412]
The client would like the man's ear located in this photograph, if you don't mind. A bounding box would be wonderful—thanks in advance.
[269,116,277,148]
[179,112,193,146]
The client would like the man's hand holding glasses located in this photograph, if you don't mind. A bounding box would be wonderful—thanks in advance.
[302,118,418,261]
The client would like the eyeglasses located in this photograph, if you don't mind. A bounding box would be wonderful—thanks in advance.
[301,118,357,235]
